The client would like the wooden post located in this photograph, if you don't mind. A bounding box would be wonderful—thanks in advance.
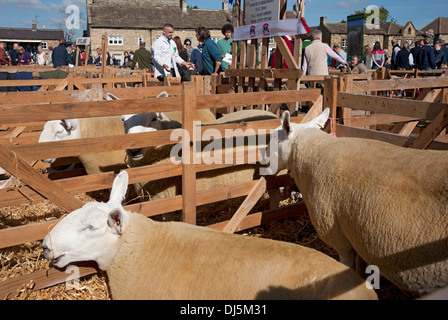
[223,177,266,233]
[0,144,83,212]
[101,33,108,78]
[181,81,197,224]
[74,46,80,74]
[323,76,338,135]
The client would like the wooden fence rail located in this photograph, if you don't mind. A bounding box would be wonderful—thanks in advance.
[0,80,323,298]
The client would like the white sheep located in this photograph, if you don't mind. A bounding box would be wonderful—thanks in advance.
[262,108,448,295]
[42,171,377,300]
[37,92,166,175]
[38,116,128,175]
[126,109,278,203]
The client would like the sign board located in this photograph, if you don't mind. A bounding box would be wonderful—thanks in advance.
[76,37,90,46]
[347,13,364,63]
[234,18,311,41]
[245,0,280,25]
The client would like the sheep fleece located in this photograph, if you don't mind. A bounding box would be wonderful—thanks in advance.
[78,116,127,174]
[105,212,377,300]
[287,128,448,294]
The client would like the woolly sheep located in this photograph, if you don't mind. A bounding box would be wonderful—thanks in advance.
[262,108,448,295]
[114,91,216,137]
[126,110,278,203]
[38,116,128,175]
[42,171,377,300]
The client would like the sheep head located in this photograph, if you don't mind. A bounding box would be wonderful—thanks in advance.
[42,171,131,270]
[260,108,330,176]
[114,91,169,160]
[38,119,80,163]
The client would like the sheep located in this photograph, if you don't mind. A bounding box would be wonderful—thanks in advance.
[261,108,448,295]
[125,109,278,204]
[111,91,216,136]
[38,116,128,175]
[42,170,378,300]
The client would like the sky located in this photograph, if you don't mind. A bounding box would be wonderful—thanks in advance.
[0,0,447,37]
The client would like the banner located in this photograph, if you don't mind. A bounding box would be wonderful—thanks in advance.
[233,18,311,41]
[347,13,364,63]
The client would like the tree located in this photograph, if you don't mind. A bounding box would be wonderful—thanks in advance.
[353,5,397,23]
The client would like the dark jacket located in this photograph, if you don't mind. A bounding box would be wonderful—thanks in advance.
[391,44,401,70]
[395,49,411,70]
[435,46,448,67]
[52,44,70,67]
[131,48,152,70]
[418,45,436,70]
[9,48,19,65]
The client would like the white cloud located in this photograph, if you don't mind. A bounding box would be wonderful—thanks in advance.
[49,0,86,11]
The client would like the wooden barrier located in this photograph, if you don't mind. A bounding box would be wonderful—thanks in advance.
[0,81,321,298]
[324,74,448,150]
[2,69,447,298]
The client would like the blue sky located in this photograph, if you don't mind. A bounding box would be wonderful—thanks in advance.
[0,0,446,34]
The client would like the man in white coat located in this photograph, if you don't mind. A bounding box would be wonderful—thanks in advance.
[152,23,192,81]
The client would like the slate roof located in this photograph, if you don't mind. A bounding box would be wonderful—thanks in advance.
[319,21,415,36]
[0,28,64,41]
[421,17,448,34]
[88,6,232,29]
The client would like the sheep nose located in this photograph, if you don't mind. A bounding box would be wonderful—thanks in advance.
[126,148,143,160]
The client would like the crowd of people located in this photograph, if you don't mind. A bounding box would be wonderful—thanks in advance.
[0,22,234,83]
[329,29,448,75]
[3,23,447,81]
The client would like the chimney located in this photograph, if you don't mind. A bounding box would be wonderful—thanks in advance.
[222,0,228,11]
[32,19,37,31]
[180,0,187,13]
[320,17,327,26]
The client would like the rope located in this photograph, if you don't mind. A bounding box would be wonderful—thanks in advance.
[328,117,353,137]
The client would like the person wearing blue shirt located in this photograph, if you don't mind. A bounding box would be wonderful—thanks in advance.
[52,41,70,68]
[333,44,347,69]
[418,37,436,71]
[195,26,222,76]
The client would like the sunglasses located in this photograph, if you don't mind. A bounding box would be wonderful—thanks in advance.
[185,43,191,46]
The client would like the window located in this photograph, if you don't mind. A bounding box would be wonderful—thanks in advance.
[112,54,122,65]
[40,42,48,50]
[373,37,380,45]
[408,28,412,35]
[137,37,144,45]
[108,36,123,46]
[342,39,347,49]
[269,37,274,44]
[210,36,221,43]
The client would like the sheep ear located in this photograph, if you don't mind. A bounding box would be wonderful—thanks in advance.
[307,108,330,130]
[156,91,169,98]
[281,111,291,137]
[108,171,129,205]
[107,208,123,235]
[106,93,120,100]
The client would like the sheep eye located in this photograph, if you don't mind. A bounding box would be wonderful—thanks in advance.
[83,225,97,231]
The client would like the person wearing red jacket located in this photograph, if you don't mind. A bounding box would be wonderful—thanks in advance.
[0,42,11,65]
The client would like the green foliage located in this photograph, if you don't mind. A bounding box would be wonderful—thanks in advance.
[353,5,397,23]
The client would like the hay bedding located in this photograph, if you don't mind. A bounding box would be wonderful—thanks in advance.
[0,189,419,300]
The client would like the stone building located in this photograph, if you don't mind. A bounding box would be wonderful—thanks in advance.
[315,16,423,51]
[86,0,232,65]
[421,17,448,42]
[0,19,64,54]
